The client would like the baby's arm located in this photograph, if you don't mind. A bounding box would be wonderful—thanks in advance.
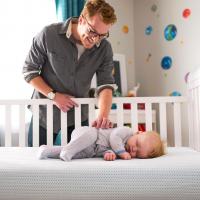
[110,127,133,160]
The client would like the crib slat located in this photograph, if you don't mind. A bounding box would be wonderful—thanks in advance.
[88,102,95,126]
[197,87,200,151]
[19,105,26,147]
[188,88,195,149]
[159,103,167,141]
[75,106,81,128]
[188,89,196,149]
[192,89,197,150]
[32,104,39,147]
[193,88,200,150]
[131,103,138,132]
[116,102,124,127]
[145,103,152,131]
[61,111,67,145]
[174,102,182,147]
[46,104,53,146]
[5,105,11,147]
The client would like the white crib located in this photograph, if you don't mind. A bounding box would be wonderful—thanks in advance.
[0,96,187,147]
[0,68,200,200]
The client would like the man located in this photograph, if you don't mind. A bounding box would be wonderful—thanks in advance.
[23,0,117,146]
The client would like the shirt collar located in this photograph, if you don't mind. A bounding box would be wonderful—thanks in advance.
[58,17,78,36]
[58,17,101,48]
[66,20,72,38]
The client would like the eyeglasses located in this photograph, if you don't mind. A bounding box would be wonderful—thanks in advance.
[82,15,109,40]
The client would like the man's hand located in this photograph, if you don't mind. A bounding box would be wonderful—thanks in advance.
[94,88,113,129]
[118,152,131,160]
[92,116,113,129]
[54,93,78,112]
[104,152,116,161]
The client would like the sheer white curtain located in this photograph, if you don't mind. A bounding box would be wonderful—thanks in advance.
[0,0,57,99]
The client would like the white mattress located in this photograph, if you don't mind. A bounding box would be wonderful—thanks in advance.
[0,147,200,200]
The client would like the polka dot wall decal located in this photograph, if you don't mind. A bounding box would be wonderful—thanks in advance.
[145,25,153,35]
[146,53,152,62]
[170,91,182,96]
[151,4,157,12]
[161,56,172,70]
[128,60,133,65]
[122,25,129,34]
[164,24,177,41]
[183,8,191,18]
[164,73,167,78]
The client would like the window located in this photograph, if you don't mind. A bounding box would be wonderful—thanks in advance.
[0,0,57,99]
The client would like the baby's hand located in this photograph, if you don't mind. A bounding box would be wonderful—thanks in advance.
[119,152,131,160]
[104,152,116,161]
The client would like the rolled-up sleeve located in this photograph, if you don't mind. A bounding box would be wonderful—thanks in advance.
[95,84,118,97]
[95,42,117,95]
[22,28,47,82]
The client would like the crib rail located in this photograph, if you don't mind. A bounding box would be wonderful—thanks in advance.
[188,67,200,151]
[0,97,188,148]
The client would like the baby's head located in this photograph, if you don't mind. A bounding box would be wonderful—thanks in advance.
[126,131,165,159]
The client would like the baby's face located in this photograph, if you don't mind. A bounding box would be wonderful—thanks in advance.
[126,132,157,158]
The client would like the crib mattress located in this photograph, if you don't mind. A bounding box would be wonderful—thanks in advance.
[0,147,200,200]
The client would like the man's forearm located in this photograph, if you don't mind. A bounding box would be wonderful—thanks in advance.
[29,76,54,97]
[97,88,113,118]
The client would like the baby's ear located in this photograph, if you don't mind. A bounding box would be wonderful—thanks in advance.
[133,131,142,135]
[134,131,139,135]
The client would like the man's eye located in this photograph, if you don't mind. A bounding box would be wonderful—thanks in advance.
[88,27,95,34]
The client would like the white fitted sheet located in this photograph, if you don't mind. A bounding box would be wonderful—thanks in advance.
[0,147,200,200]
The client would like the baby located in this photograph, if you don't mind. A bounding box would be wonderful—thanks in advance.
[37,126,165,161]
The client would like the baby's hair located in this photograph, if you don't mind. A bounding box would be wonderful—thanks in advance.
[146,131,166,158]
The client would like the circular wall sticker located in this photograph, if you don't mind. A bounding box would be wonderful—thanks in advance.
[145,25,153,35]
[122,25,129,34]
[151,4,157,12]
[164,24,177,41]
[161,56,172,70]
[183,8,191,18]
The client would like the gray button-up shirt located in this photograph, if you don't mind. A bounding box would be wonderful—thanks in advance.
[23,17,115,133]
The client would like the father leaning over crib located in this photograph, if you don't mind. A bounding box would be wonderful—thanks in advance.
[22,0,117,146]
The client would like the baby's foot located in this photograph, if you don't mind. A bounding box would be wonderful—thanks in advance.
[59,150,71,161]
[37,145,62,159]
